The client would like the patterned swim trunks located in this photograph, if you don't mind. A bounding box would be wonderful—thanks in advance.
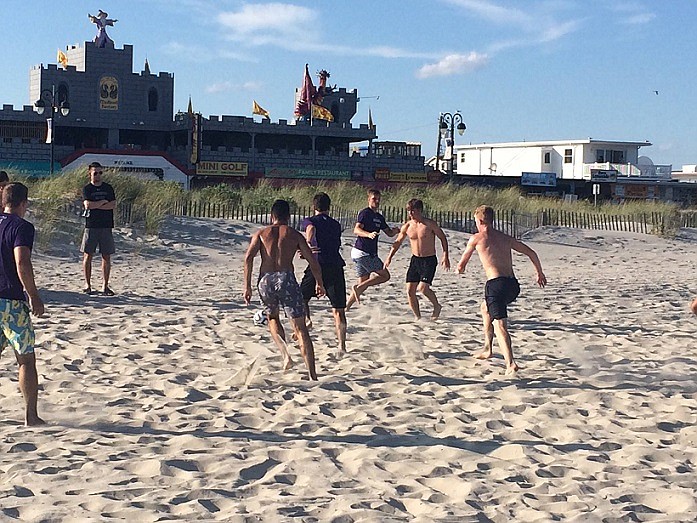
[257,271,305,319]
[0,298,35,356]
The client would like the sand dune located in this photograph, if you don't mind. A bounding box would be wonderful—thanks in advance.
[1,215,695,521]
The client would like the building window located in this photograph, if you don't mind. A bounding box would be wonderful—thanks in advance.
[564,148,573,164]
[611,150,625,163]
[596,149,605,163]
[148,88,158,112]
[57,83,69,106]
[543,152,551,164]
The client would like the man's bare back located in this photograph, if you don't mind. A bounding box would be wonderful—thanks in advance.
[457,205,546,375]
[458,224,545,287]
[467,228,516,280]
[243,201,325,381]
[255,224,305,274]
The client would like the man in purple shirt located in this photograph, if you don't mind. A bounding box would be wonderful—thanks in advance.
[300,192,348,354]
[346,188,399,309]
[0,183,45,425]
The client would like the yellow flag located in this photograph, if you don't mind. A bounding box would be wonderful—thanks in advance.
[311,104,333,122]
[57,49,68,69]
[252,100,270,119]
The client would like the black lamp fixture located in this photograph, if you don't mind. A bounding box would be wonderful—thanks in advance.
[435,111,466,179]
[34,85,70,175]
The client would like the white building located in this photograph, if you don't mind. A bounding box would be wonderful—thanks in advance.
[672,165,697,183]
[453,139,672,185]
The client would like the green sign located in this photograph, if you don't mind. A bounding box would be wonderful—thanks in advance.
[265,168,350,180]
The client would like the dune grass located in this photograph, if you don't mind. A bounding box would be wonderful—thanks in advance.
[17,170,684,240]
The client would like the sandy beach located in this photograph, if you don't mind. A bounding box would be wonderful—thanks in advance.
[1,215,696,522]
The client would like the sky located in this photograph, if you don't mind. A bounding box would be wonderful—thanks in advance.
[1,0,695,167]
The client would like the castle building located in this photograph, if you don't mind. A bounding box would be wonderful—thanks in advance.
[0,30,426,188]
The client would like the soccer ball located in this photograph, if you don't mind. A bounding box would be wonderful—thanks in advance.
[253,309,268,326]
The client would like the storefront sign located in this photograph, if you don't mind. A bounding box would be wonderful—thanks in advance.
[521,172,557,187]
[586,169,618,182]
[617,184,647,198]
[99,76,119,110]
[190,114,201,164]
[196,162,248,177]
[63,153,188,187]
[374,170,428,183]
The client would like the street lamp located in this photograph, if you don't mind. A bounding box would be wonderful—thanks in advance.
[34,85,70,176]
[435,112,466,179]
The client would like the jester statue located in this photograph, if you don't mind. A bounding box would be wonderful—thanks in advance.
[88,10,118,48]
[294,64,334,121]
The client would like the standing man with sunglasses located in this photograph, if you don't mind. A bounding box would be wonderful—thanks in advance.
[81,162,116,296]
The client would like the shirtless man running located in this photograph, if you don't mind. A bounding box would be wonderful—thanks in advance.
[243,200,325,381]
[384,199,450,320]
[457,205,546,375]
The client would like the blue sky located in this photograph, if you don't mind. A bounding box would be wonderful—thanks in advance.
[1,0,695,167]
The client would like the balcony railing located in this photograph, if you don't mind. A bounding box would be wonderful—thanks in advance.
[584,162,673,179]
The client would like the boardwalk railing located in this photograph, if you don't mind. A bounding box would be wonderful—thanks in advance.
[64,199,697,238]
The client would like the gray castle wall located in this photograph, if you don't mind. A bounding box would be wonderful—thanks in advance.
[32,43,174,138]
[2,42,425,178]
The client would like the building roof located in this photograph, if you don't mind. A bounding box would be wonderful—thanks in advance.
[456,139,652,149]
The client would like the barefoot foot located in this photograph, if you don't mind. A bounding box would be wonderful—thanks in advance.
[431,303,442,320]
[282,356,295,371]
[474,350,493,360]
[351,285,362,305]
[505,363,520,375]
[25,415,46,427]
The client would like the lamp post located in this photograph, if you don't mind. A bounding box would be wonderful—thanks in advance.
[435,112,466,179]
[34,85,70,176]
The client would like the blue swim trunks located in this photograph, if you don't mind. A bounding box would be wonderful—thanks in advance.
[352,253,385,278]
[0,298,35,356]
[257,271,305,319]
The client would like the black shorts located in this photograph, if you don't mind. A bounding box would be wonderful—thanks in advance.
[81,228,115,255]
[301,264,347,309]
[406,255,438,285]
[485,277,520,320]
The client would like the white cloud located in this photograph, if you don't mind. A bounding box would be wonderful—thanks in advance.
[205,81,263,94]
[241,81,264,91]
[214,3,440,60]
[161,41,214,62]
[365,46,439,60]
[205,81,234,94]
[444,0,533,26]
[217,3,320,46]
[445,0,582,45]
[538,19,582,42]
[622,12,656,25]
[416,52,489,79]
[607,2,655,25]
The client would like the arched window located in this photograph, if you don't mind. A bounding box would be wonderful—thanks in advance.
[148,87,158,112]
[57,83,69,106]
